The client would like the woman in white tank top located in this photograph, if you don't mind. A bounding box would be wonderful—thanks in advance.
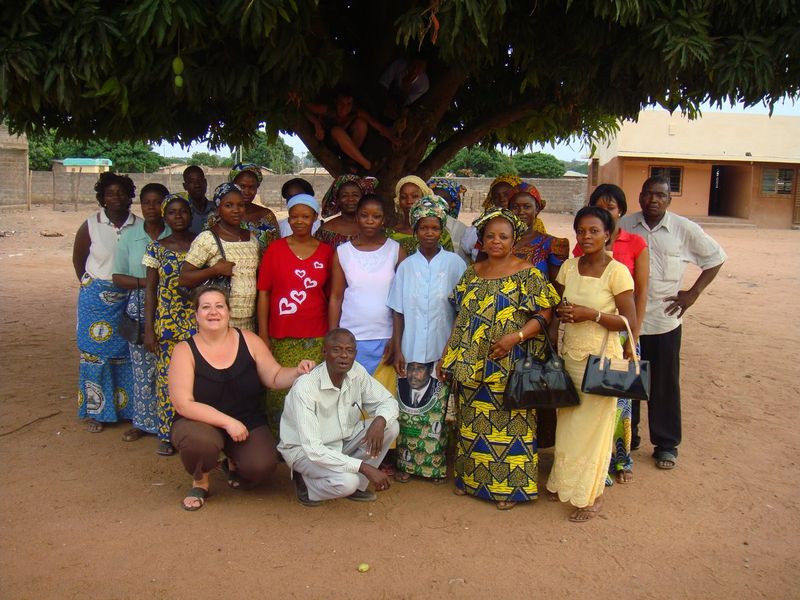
[329,194,406,374]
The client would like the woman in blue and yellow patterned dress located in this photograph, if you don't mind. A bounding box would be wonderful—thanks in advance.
[440,208,559,510]
[143,194,198,455]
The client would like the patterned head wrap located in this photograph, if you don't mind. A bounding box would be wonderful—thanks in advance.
[286,193,320,215]
[160,192,192,216]
[510,182,546,212]
[472,207,527,243]
[427,177,466,218]
[410,195,449,230]
[393,175,433,208]
[212,182,242,207]
[483,174,523,210]
[320,175,379,218]
[228,163,263,185]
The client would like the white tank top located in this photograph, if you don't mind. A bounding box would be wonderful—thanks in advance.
[338,238,400,340]
[85,210,138,280]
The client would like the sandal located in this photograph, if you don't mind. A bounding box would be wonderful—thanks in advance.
[432,476,448,486]
[496,500,517,511]
[393,471,411,483]
[181,487,209,512]
[452,487,467,497]
[221,459,241,489]
[156,441,175,456]
[86,419,104,433]
[121,427,145,442]
[615,470,634,484]
[654,451,677,470]
[545,490,560,502]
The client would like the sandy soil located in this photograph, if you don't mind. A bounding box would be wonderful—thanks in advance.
[1,205,798,600]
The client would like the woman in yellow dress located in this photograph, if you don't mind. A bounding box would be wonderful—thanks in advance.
[546,206,636,522]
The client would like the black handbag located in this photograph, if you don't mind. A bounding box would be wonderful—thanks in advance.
[178,230,232,299]
[118,282,143,345]
[580,316,650,401]
[503,315,580,410]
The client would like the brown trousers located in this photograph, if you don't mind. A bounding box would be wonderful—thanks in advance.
[171,419,278,484]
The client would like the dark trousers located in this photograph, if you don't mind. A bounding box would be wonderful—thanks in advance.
[632,325,682,456]
[171,419,278,484]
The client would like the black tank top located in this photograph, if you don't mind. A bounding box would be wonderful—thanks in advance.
[186,329,267,431]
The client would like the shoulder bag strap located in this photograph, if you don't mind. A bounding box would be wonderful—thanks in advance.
[531,314,557,358]
[618,315,641,373]
[210,230,227,261]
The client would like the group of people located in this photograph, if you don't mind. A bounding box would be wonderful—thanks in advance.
[74,166,725,521]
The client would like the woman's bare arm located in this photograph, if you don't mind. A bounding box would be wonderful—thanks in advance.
[327,251,346,330]
[72,221,90,281]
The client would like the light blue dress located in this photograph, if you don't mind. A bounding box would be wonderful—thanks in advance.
[387,246,466,480]
[387,247,466,364]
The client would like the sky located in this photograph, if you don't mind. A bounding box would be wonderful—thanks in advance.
[154,98,799,164]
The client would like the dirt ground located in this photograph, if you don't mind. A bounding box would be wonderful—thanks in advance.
[1,205,798,600]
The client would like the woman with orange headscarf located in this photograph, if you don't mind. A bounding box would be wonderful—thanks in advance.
[462,174,551,261]
[509,182,569,281]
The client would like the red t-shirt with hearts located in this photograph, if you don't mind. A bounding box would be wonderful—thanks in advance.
[257,238,333,339]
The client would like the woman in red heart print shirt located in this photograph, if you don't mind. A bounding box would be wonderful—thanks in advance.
[257,194,333,436]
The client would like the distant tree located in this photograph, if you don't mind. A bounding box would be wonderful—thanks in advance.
[242,132,296,174]
[438,147,516,177]
[512,152,565,178]
[562,159,589,175]
[28,133,55,170]
[302,153,322,168]
[187,152,233,168]
[26,131,164,171]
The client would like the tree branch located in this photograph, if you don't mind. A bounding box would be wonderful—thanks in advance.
[291,114,345,177]
[400,67,468,173]
[418,98,545,177]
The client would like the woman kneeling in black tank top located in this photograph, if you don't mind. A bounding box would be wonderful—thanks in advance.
[168,285,316,511]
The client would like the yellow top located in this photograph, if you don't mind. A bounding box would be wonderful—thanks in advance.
[184,231,260,330]
[555,257,634,361]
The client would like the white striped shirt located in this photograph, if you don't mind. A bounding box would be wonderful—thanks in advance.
[278,361,399,473]
[618,211,726,335]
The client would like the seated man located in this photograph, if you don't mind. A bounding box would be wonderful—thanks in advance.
[278,328,400,506]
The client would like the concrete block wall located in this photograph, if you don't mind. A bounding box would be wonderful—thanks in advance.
[0,126,29,207]
[455,176,587,214]
[29,170,588,214]
[29,171,336,209]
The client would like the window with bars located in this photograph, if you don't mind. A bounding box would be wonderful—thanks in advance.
[760,168,794,195]
[649,166,683,193]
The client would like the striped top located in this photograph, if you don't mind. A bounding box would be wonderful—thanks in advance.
[278,361,399,473]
